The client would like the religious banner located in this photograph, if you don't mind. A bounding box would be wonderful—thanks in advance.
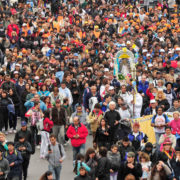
[132,115,156,144]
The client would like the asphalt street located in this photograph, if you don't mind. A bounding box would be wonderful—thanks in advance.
[7,120,93,180]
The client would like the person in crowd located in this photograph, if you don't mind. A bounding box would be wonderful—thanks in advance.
[37,84,50,100]
[128,122,148,151]
[5,142,23,180]
[159,126,176,150]
[67,116,88,160]
[138,75,149,95]
[0,148,9,180]
[14,121,34,154]
[39,171,53,180]
[95,147,110,180]
[45,134,66,180]
[0,91,13,134]
[104,101,121,144]
[117,151,142,180]
[155,90,170,112]
[93,119,111,150]
[170,147,180,180]
[8,88,20,133]
[118,85,130,105]
[43,97,52,110]
[144,99,158,115]
[151,106,170,145]
[107,144,121,180]
[14,135,32,180]
[167,99,180,112]
[168,111,180,147]
[85,148,98,180]
[71,105,87,126]
[148,161,172,180]
[25,101,44,148]
[73,154,91,176]
[118,137,136,164]
[74,166,91,180]
[0,133,8,152]
[40,110,53,159]
[88,103,103,139]
[139,152,151,180]
[117,101,132,120]
[51,99,67,145]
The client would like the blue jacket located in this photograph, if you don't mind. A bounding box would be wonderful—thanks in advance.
[24,100,47,112]
[56,71,64,83]
[138,81,149,95]
[5,150,23,178]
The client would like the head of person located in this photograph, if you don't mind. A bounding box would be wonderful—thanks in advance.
[7,142,14,152]
[150,99,157,108]
[34,101,40,109]
[1,91,7,98]
[124,174,136,180]
[91,85,97,94]
[141,75,146,83]
[100,118,106,127]
[121,85,127,93]
[85,148,96,162]
[18,135,25,143]
[76,105,82,114]
[173,99,179,108]
[157,106,163,115]
[31,87,37,94]
[133,122,140,133]
[53,87,59,95]
[173,111,179,121]
[79,166,87,176]
[139,152,150,163]
[127,152,135,163]
[0,133,5,143]
[156,90,165,100]
[145,142,153,152]
[165,126,171,135]
[49,134,56,146]
[109,86,115,95]
[44,110,50,119]
[122,136,130,147]
[94,103,101,112]
[5,74,10,82]
[73,116,80,126]
[175,147,180,158]
[9,88,14,96]
[40,171,53,180]
[99,147,107,157]
[166,82,173,91]
[163,140,172,151]
[55,99,61,108]
[34,94,40,102]
[61,81,66,89]
[111,144,118,154]
[109,101,116,111]
[21,121,27,131]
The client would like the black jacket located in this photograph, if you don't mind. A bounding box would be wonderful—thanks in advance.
[117,161,142,180]
[0,96,12,112]
[157,99,170,111]
[104,110,121,128]
[9,93,20,109]
[95,157,110,180]
[170,158,180,179]
[15,141,32,160]
[74,174,92,180]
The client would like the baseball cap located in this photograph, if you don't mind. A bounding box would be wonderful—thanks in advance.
[150,99,156,104]
[21,121,27,126]
[109,86,114,90]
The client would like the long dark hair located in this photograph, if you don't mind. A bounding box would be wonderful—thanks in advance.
[85,148,96,162]
[44,110,50,119]
[150,161,167,180]
[39,171,52,180]
[73,154,84,175]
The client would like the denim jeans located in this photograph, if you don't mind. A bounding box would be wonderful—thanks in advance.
[155,132,164,150]
[48,164,62,180]
[53,125,64,144]
[72,144,85,160]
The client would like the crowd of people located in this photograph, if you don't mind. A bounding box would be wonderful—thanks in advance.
[0,0,180,179]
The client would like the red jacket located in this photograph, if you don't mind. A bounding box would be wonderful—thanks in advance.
[43,118,54,132]
[67,123,88,147]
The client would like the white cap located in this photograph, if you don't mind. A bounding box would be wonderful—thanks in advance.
[110,14,114,17]
[160,49,165,53]
[126,41,131,45]
[109,86,114,90]
[15,63,21,67]
[14,71,19,74]
[35,76,39,80]
[168,50,173,54]
[150,99,156,104]
[146,53,151,57]
[104,68,109,72]
[158,88,163,92]
[148,63,153,67]
[142,49,148,53]
[176,47,180,51]
[101,51,105,54]
[22,23,27,27]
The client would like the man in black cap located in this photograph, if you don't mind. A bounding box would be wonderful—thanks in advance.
[14,121,34,154]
